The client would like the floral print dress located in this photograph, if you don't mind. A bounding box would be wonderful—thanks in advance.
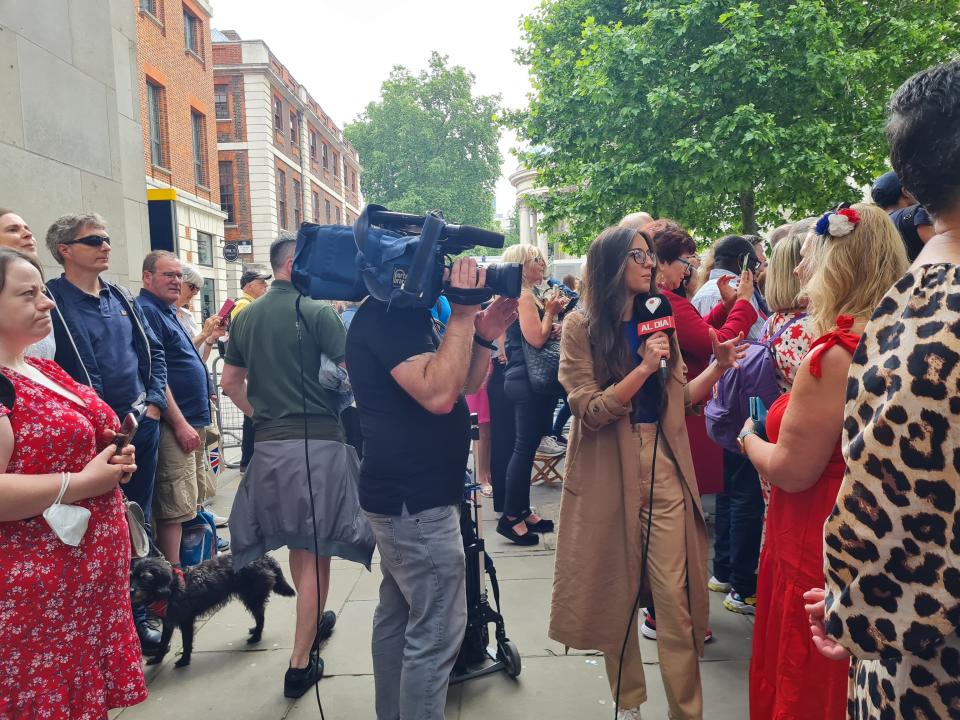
[0,358,147,719]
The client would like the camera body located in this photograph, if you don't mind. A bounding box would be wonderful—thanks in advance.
[292,204,522,309]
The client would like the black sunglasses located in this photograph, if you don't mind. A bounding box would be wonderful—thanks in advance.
[63,235,110,248]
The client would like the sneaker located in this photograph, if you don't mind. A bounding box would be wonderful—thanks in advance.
[536,436,566,457]
[283,655,324,699]
[723,590,757,615]
[640,609,657,640]
[552,434,568,447]
[216,536,231,552]
[708,575,732,593]
[617,707,642,720]
[704,626,714,643]
[311,610,337,653]
[212,514,229,528]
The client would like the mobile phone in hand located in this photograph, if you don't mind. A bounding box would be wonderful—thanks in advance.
[741,253,751,274]
[217,298,236,321]
[749,396,768,439]
[114,413,139,455]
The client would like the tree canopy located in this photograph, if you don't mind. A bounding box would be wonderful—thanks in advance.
[345,52,503,230]
[514,0,960,253]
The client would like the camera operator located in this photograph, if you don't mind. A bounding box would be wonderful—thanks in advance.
[346,257,518,720]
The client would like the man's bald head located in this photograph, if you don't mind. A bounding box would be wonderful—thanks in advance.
[619,211,654,230]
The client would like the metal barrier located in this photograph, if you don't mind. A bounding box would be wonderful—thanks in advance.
[211,354,243,469]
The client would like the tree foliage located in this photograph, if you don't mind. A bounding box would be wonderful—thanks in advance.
[345,52,503,229]
[514,0,960,253]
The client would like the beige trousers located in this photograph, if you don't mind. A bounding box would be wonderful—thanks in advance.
[603,424,703,720]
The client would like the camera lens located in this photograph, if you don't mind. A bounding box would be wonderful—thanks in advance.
[484,263,522,298]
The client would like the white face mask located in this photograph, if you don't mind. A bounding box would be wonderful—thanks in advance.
[43,473,90,547]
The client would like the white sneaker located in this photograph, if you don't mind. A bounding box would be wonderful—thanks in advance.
[536,436,566,457]
[708,575,732,593]
[617,707,642,720]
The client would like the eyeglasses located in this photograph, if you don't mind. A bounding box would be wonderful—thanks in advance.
[63,235,110,247]
[186,283,200,293]
[627,249,657,265]
[677,258,695,274]
[153,271,183,280]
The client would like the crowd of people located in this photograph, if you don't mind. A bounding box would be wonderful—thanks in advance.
[0,57,958,720]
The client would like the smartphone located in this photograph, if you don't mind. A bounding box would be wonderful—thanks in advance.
[114,413,139,455]
[217,298,236,321]
[741,253,751,274]
[748,396,768,439]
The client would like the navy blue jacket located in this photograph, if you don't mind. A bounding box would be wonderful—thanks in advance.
[46,276,168,413]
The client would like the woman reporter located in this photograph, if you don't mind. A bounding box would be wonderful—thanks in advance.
[740,204,907,719]
[0,248,145,718]
[498,243,568,545]
[549,226,744,720]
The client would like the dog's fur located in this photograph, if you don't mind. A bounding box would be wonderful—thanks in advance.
[131,554,295,667]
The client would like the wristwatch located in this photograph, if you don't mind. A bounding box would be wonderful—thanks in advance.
[737,427,759,454]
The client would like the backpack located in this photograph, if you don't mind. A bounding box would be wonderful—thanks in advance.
[180,508,218,567]
[704,314,806,453]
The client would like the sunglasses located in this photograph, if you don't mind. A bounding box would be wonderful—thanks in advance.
[627,249,657,265]
[63,234,110,248]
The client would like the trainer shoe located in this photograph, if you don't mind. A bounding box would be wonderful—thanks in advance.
[536,436,566,457]
[216,536,230,552]
[312,610,337,653]
[617,707,642,720]
[723,590,757,615]
[708,575,732,593]
[283,655,324,699]
[212,513,229,528]
[640,608,657,640]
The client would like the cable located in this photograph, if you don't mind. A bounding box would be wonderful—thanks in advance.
[613,376,669,719]
[295,295,326,720]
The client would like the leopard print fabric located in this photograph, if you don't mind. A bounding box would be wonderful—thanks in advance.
[823,264,960,720]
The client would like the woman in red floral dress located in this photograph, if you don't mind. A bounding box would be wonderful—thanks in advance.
[0,248,144,719]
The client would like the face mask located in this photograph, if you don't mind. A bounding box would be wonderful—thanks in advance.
[43,472,90,547]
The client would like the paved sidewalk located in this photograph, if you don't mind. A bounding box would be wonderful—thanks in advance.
[114,471,752,719]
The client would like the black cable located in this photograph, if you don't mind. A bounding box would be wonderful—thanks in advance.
[295,295,326,720]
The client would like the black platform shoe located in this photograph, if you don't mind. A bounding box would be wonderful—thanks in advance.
[496,515,540,546]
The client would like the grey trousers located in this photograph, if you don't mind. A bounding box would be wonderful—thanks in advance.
[364,504,467,720]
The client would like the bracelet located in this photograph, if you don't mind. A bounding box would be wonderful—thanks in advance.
[473,334,498,351]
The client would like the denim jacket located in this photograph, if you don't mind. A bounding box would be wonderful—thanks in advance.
[46,276,168,413]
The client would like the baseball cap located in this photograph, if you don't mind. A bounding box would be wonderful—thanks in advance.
[871,171,902,207]
[240,268,271,288]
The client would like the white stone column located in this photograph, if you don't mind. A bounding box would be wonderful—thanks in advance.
[519,202,532,246]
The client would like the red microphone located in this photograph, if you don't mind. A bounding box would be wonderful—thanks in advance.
[636,293,676,386]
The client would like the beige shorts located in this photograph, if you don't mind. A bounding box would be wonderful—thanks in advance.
[153,422,208,524]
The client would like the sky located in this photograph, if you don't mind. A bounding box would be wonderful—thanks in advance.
[211,0,542,218]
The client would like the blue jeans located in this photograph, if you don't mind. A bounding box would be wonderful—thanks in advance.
[552,398,571,438]
[124,416,161,531]
[364,504,467,720]
[711,450,763,597]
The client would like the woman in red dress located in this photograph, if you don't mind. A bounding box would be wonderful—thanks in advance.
[0,248,144,719]
[738,204,908,719]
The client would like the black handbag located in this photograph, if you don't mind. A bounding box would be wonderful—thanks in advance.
[522,338,563,396]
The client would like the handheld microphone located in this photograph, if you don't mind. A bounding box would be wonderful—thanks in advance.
[636,293,676,386]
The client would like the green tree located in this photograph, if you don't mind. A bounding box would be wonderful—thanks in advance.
[345,52,503,230]
[504,204,521,247]
[514,0,960,253]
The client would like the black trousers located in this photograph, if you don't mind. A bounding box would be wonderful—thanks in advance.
[503,377,556,518]
[487,361,515,513]
[240,415,255,467]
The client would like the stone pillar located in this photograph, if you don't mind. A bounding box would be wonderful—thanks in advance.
[519,202,532,246]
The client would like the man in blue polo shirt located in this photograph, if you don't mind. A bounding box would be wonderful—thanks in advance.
[136,250,213,565]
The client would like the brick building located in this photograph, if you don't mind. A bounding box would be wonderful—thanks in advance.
[136,0,233,316]
[212,30,362,267]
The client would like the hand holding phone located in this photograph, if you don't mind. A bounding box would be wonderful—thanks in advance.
[217,298,236,321]
[114,413,139,455]
[748,396,768,440]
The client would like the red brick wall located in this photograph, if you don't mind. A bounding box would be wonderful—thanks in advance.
[136,0,219,205]
[214,72,246,143]
[218,149,250,242]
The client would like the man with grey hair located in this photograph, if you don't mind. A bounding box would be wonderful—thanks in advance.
[136,250,215,565]
[221,233,374,699]
[45,212,168,653]
[619,210,654,230]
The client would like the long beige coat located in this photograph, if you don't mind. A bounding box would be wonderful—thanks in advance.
[548,311,709,656]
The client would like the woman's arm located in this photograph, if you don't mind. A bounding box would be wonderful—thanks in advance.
[675,295,757,364]
[517,291,557,349]
[742,345,849,493]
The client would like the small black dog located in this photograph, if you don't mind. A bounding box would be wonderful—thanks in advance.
[131,554,295,667]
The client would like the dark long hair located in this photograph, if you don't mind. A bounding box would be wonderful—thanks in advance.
[582,226,659,385]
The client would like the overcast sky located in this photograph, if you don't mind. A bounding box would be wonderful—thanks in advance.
[212,0,542,217]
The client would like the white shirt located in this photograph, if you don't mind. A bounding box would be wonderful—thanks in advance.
[691,268,766,340]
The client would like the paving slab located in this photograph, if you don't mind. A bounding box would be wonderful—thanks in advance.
[285,674,463,720]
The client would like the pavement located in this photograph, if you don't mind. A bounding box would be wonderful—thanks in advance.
[114,461,753,720]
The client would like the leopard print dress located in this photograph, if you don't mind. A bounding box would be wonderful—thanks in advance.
[823,264,960,719]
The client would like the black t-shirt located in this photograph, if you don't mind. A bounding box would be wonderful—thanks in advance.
[345,299,470,515]
[889,204,932,262]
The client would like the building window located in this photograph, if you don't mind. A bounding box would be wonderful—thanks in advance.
[276,168,287,228]
[333,152,339,177]
[335,206,341,224]
[309,131,317,160]
[183,6,201,56]
[146,80,166,168]
[197,231,213,267]
[201,278,216,320]
[312,191,319,221]
[140,0,158,16]
[351,171,356,192]
[273,97,283,131]
[218,161,235,224]
[191,110,207,186]
[290,111,298,144]
[292,179,301,227]
[324,199,331,223]
[214,85,229,119]
[321,143,328,169]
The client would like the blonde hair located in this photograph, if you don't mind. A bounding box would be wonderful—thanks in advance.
[763,235,804,312]
[502,243,545,289]
[804,203,908,335]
